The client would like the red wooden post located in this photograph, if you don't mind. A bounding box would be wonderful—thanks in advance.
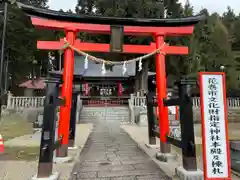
[84,83,89,96]
[175,106,179,120]
[155,34,170,153]
[118,83,123,96]
[57,29,76,157]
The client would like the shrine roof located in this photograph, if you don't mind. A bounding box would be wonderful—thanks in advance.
[17,2,204,27]
[19,77,46,89]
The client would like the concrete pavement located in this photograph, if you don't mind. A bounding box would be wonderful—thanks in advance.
[69,114,171,180]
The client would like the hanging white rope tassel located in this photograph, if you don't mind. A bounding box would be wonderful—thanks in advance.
[138,57,142,72]
[84,54,88,70]
[101,62,106,75]
[122,61,127,75]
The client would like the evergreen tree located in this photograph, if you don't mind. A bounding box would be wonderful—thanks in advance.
[20,0,48,8]
[222,6,236,34]
[183,0,193,17]
[163,0,189,81]
[0,0,51,93]
[163,0,182,18]
[75,0,96,15]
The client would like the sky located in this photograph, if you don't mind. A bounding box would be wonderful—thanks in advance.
[48,0,240,15]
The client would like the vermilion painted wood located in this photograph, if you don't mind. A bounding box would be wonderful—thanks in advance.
[37,40,189,55]
[57,30,76,157]
[31,17,195,36]
[155,35,169,143]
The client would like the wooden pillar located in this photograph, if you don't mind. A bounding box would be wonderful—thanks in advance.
[135,74,140,92]
[139,70,143,91]
[142,60,149,92]
[57,29,76,158]
[154,34,170,153]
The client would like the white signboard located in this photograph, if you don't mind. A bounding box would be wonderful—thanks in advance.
[199,72,231,180]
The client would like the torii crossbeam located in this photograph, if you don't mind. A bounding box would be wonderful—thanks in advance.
[37,39,189,54]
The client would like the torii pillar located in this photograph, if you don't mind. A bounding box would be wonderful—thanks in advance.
[155,34,170,154]
[57,29,77,158]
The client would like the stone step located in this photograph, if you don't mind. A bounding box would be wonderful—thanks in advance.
[81,110,128,113]
[81,110,129,114]
[81,109,129,114]
[83,105,128,107]
[80,113,129,116]
[82,108,129,110]
[80,106,130,122]
[81,110,129,115]
[82,109,129,112]
[80,117,129,121]
[80,115,129,118]
[80,114,128,116]
[80,116,129,119]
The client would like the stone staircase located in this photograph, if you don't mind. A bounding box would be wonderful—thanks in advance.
[79,106,130,123]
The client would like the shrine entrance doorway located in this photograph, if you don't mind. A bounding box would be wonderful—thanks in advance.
[84,82,126,106]
[89,83,117,97]
[99,84,117,97]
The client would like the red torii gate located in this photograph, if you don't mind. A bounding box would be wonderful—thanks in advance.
[32,16,196,158]
[19,5,203,158]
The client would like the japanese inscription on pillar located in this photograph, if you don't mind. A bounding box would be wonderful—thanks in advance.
[199,73,231,179]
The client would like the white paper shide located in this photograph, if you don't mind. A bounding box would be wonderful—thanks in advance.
[202,74,228,178]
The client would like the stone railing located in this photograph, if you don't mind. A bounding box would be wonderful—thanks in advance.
[130,91,146,108]
[128,99,135,124]
[130,93,240,108]
[192,97,240,108]
[128,92,146,124]
[129,93,240,124]
[7,92,84,110]
[7,92,45,109]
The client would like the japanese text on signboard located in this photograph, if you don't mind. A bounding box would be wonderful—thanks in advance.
[207,77,223,175]
[201,74,229,178]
